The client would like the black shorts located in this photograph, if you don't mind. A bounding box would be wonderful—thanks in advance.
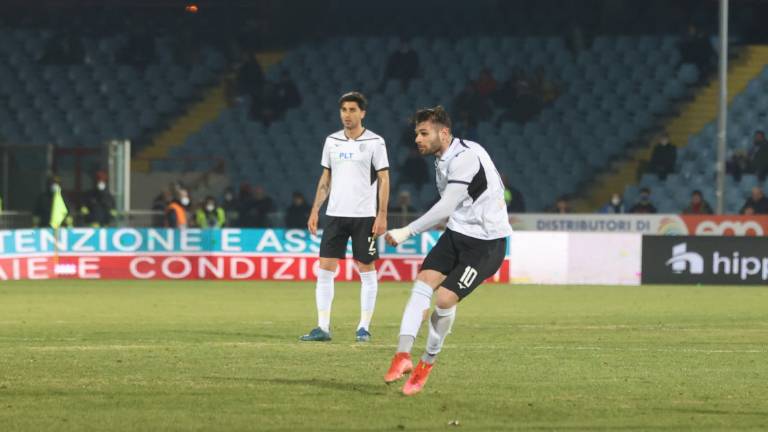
[421,228,507,300]
[319,216,378,264]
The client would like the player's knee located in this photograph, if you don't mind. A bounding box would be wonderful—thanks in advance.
[318,258,339,272]
[416,270,444,290]
[354,260,375,272]
[435,288,459,309]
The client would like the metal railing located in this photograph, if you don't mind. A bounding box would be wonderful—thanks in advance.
[0,211,35,229]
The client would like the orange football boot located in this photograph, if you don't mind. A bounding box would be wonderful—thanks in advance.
[384,352,413,383]
[402,360,433,396]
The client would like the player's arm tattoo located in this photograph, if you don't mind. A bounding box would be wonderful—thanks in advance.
[376,170,390,216]
[311,168,331,212]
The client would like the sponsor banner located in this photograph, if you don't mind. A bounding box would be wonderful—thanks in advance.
[509,214,768,236]
[0,228,442,256]
[509,214,688,235]
[509,232,641,285]
[642,236,768,285]
[0,255,510,283]
[679,215,768,236]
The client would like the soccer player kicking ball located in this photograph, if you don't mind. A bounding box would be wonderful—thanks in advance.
[300,92,390,343]
[384,106,512,395]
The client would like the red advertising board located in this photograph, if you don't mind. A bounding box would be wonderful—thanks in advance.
[680,215,768,236]
[0,254,510,282]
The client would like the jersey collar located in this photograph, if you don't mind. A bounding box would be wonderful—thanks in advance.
[343,128,367,141]
[438,137,461,161]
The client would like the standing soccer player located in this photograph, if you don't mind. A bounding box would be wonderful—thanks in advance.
[300,92,390,342]
[384,106,512,395]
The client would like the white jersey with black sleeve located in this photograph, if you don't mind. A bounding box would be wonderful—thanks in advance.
[434,138,512,240]
[320,129,389,218]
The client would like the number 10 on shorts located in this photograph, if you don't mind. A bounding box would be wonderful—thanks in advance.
[459,266,478,288]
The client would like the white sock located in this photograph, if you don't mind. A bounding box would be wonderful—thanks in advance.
[315,268,335,332]
[424,305,457,362]
[396,280,433,353]
[357,270,377,330]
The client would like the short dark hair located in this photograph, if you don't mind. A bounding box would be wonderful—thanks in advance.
[691,189,702,197]
[339,92,367,110]
[413,105,452,130]
[640,187,651,194]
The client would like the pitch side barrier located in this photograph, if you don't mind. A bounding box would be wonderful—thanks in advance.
[509,213,768,236]
[0,228,509,282]
[2,219,766,284]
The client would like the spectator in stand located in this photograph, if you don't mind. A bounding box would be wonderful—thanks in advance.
[382,39,420,90]
[742,205,756,215]
[396,148,429,193]
[749,130,768,181]
[453,110,479,140]
[682,190,713,214]
[648,132,677,180]
[389,191,417,227]
[152,189,172,211]
[151,187,173,227]
[474,68,497,98]
[550,195,571,214]
[249,184,274,227]
[398,118,416,149]
[599,192,626,214]
[389,191,417,214]
[237,54,265,101]
[740,186,768,214]
[497,70,541,125]
[195,196,226,228]
[726,148,749,181]
[274,70,302,114]
[165,189,190,228]
[80,171,116,227]
[455,82,493,123]
[629,187,658,214]
[679,25,714,81]
[493,68,525,110]
[235,183,254,227]
[284,191,310,229]
[221,187,239,227]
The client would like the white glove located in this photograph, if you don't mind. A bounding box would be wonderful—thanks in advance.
[386,226,413,245]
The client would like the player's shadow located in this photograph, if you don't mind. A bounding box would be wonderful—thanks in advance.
[206,376,387,395]
[166,329,285,340]
[667,407,768,417]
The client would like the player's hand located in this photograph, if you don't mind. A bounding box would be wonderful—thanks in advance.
[307,211,319,235]
[385,226,412,246]
[371,214,387,238]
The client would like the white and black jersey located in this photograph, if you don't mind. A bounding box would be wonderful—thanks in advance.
[320,129,389,218]
[435,138,513,240]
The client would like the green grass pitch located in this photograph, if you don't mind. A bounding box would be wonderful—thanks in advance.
[1,280,767,431]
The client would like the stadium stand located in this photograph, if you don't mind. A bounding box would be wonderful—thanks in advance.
[172,35,693,211]
[623,47,768,214]
[0,28,227,148]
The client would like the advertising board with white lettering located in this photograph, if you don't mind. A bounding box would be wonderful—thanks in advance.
[641,236,768,285]
[509,214,768,236]
[0,228,510,282]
